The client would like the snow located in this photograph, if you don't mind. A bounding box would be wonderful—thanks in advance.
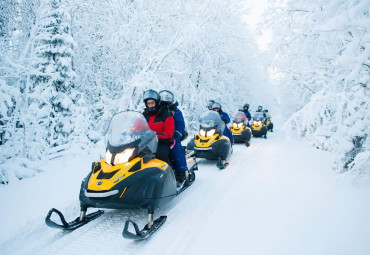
[1,129,370,255]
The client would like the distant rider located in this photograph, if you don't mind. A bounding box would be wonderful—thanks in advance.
[142,89,174,164]
[212,102,234,145]
[242,103,252,127]
[255,105,266,123]
[264,109,271,119]
[159,89,188,184]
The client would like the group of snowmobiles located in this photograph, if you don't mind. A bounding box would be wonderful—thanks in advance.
[45,100,273,240]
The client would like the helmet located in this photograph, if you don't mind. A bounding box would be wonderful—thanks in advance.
[143,89,160,103]
[159,90,174,104]
[257,105,263,111]
[206,100,215,109]
[212,102,221,110]
[264,109,268,112]
[143,90,160,113]
[243,103,249,109]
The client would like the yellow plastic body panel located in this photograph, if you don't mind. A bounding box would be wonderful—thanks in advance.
[251,121,264,131]
[230,125,246,134]
[88,158,168,192]
[194,133,219,148]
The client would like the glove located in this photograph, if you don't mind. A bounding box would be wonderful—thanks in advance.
[170,138,176,149]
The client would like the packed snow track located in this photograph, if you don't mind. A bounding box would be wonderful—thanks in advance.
[1,131,370,255]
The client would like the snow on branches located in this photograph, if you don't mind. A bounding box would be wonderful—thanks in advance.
[265,0,370,180]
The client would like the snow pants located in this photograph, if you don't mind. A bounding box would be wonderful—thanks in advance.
[223,127,234,144]
[170,141,187,173]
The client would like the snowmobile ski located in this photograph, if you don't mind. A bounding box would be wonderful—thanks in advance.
[216,158,228,170]
[122,216,167,240]
[45,208,104,231]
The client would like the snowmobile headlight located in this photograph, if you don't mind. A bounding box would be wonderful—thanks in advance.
[257,121,262,125]
[206,129,216,137]
[114,148,135,165]
[233,123,238,128]
[237,123,243,128]
[105,150,113,165]
[199,129,206,137]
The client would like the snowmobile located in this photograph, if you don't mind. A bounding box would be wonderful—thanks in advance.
[264,110,273,132]
[229,112,252,147]
[265,118,274,132]
[45,111,197,240]
[187,111,232,169]
[251,112,268,138]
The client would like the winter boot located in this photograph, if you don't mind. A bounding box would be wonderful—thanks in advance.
[176,171,188,188]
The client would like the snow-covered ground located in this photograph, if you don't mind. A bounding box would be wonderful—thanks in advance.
[1,130,370,255]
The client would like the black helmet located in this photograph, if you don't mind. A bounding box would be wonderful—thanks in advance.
[212,102,221,110]
[206,100,215,109]
[143,89,160,103]
[159,89,174,104]
[257,105,263,111]
[264,109,268,112]
[243,103,249,109]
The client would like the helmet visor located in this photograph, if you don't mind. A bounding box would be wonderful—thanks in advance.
[159,90,174,103]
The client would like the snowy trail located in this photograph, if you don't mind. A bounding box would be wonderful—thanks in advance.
[1,131,370,255]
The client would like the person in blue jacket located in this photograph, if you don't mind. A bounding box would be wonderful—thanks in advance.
[242,103,252,127]
[212,102,234,145]
[159,89,188,185]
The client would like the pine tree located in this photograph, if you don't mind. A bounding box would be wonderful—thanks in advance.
[30,0,76,149]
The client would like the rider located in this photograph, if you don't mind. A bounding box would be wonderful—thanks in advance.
[212,102,234,145]
[264,109,272,119]
[257,105,264,113]
[242,103,252,126]
[159,89,188,184]
[206,100,215,110]
[142,89,174,164]
[255,105,266,123]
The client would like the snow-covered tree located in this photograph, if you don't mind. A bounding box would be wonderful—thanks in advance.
[29,0,77,149]
[263,0,370,179]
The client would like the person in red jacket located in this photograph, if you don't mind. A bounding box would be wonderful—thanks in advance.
[142,89,175,164]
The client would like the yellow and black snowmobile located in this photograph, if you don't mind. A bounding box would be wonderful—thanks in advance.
[45,111,197,240]
[264,110,273,132]
[251,112,268,138]
[187,111,232,169]
[230,112,252,146]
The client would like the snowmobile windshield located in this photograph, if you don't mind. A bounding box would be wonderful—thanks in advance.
[199,110,225,134]
[104,111,157,148]
[233,112,248,124]
[253,112,265,121]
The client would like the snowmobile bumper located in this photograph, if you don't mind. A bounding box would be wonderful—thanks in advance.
[233,128,252,143]
[252,126,268,137]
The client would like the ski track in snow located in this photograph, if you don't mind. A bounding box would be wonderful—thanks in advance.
[1,131,370,255]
